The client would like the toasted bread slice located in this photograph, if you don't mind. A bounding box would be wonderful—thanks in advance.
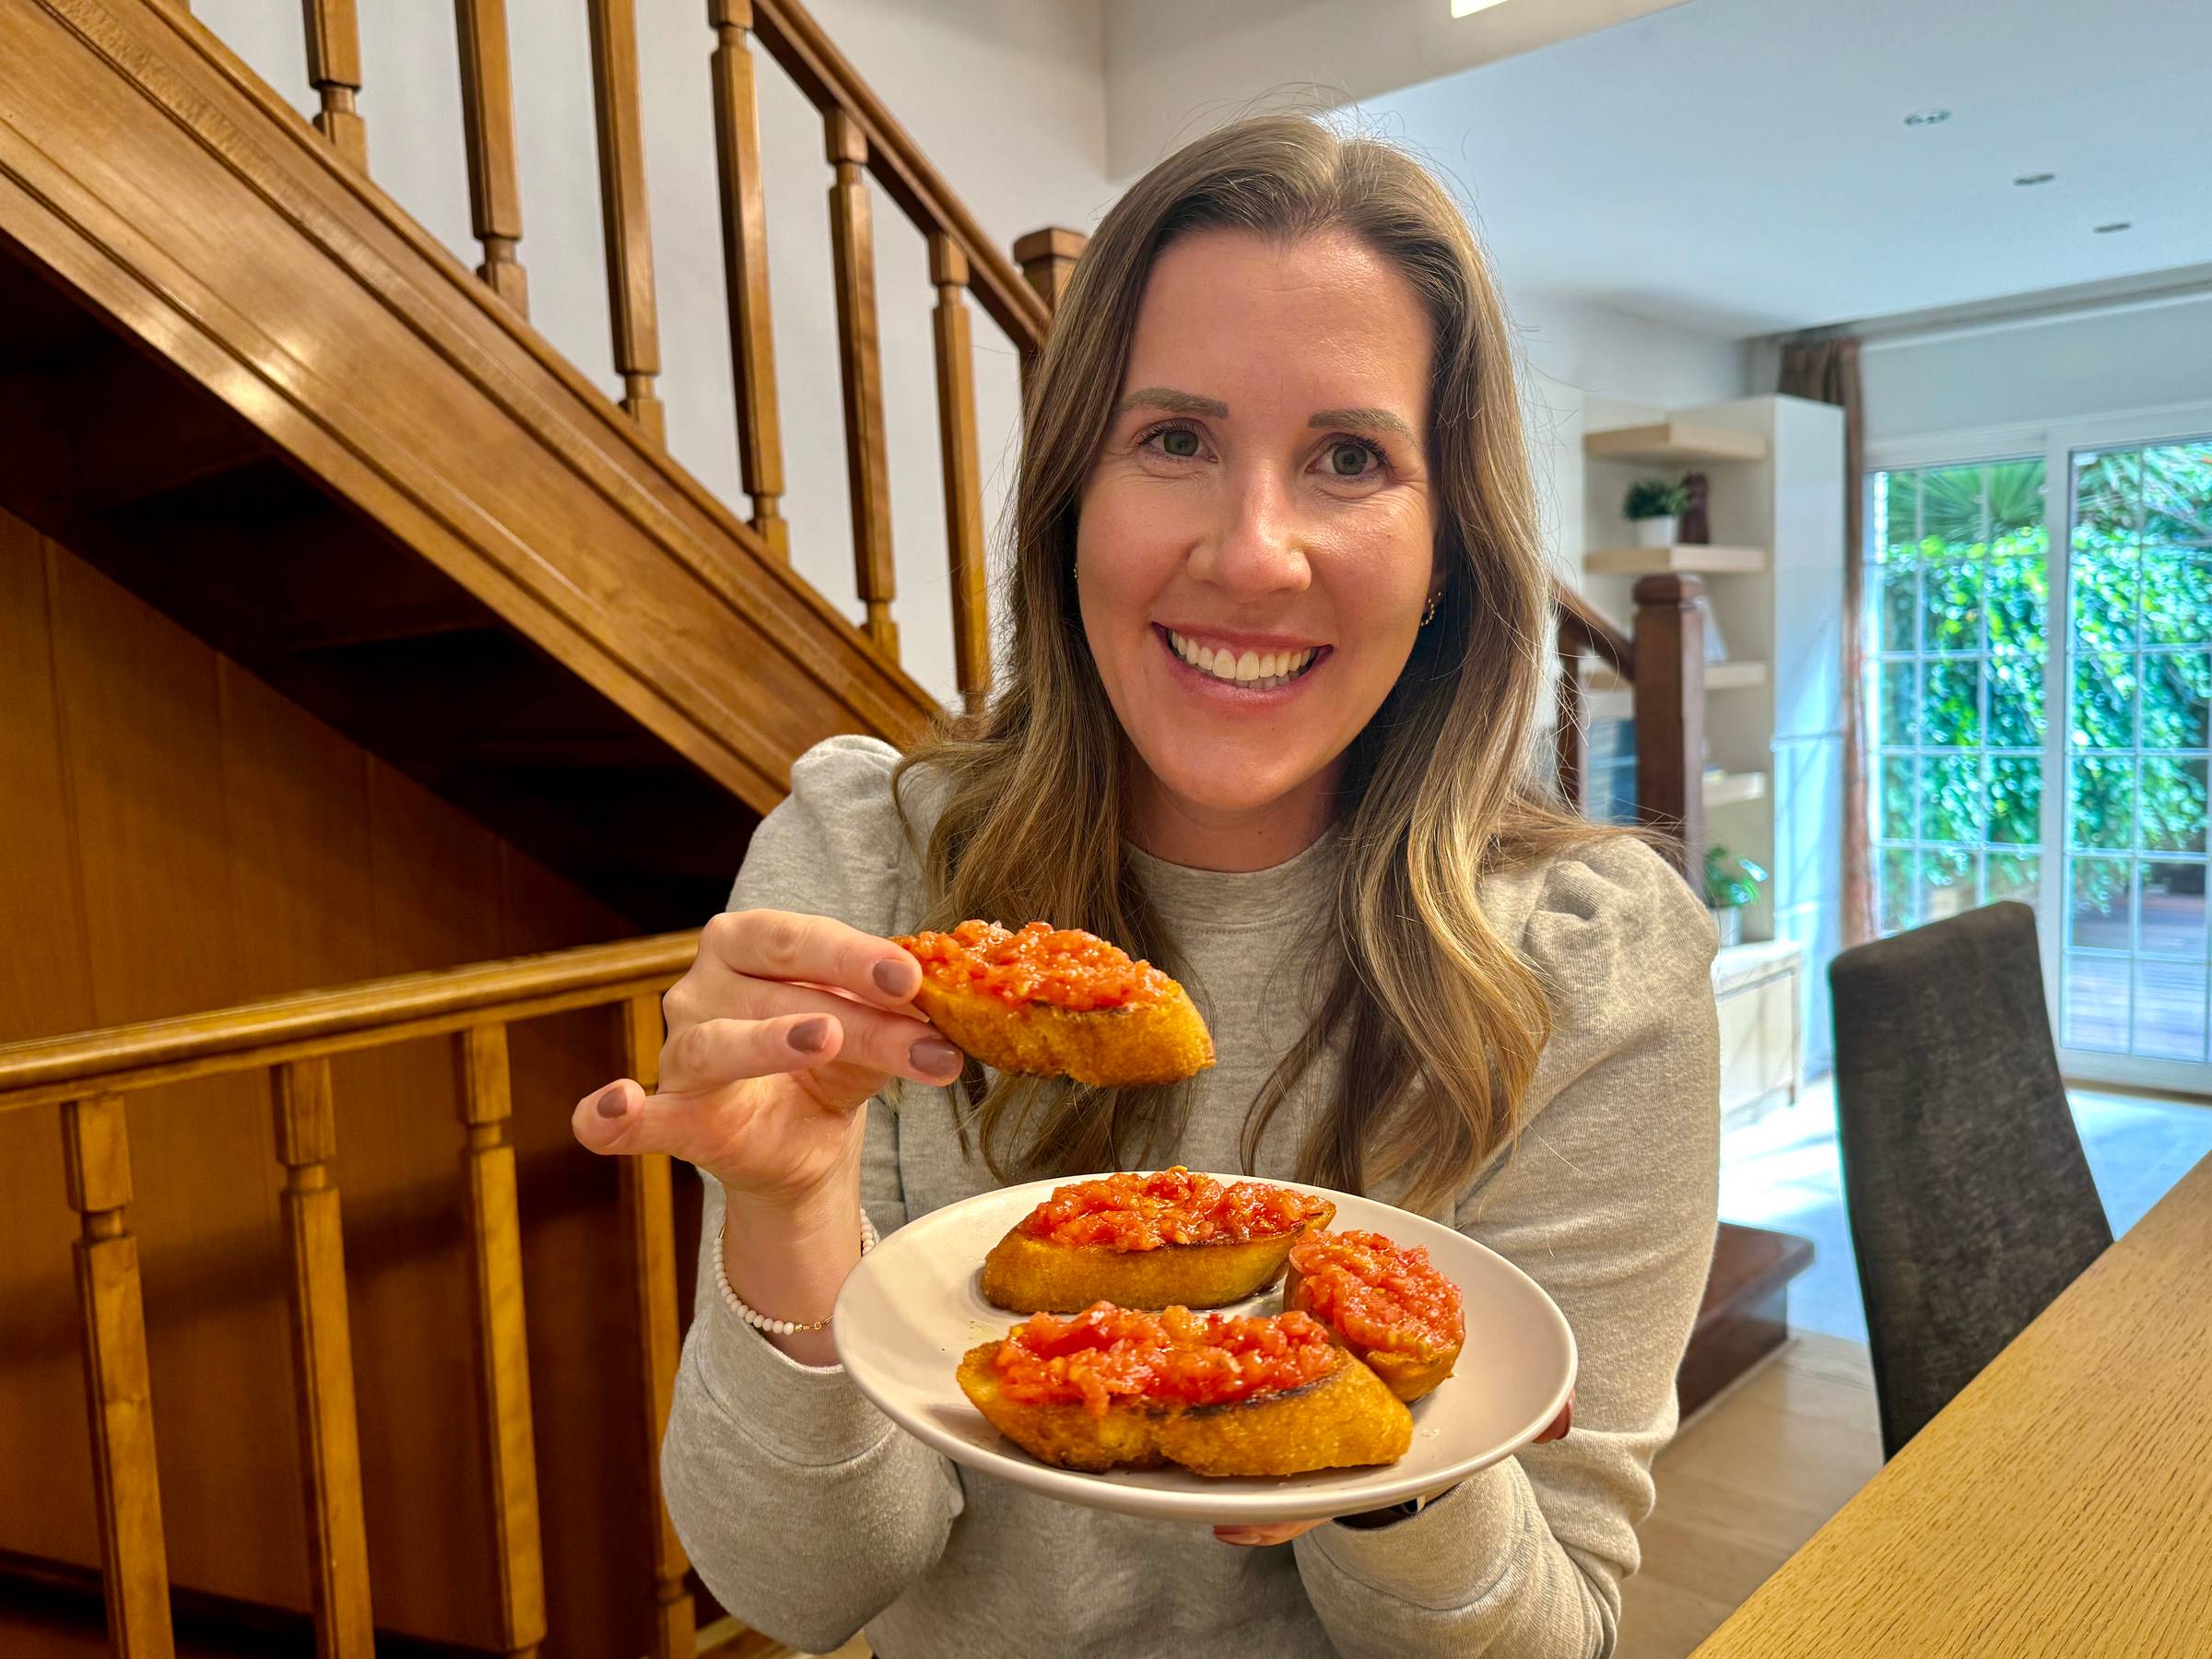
[957,1308,1412,1477]
[1285,1230,1465,1404]
[981,1169,1334,1312]
[893,921,1214,1088]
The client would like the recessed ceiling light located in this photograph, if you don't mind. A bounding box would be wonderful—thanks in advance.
[1905,109,1950,126]
[2015,172,2055,186]
[1451,0,1510,15]
[2094,221,2132,233]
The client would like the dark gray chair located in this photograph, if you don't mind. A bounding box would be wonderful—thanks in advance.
[1828,901,2112,1459]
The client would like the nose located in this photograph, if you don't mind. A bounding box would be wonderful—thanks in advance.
[1186,465,1311,600]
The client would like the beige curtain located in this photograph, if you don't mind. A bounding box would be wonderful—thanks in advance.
[1778,336,1872,947]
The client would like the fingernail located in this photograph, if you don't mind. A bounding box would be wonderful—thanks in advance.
[789,1017,832,1053]
[874,959,917,996]
[911,1036,960,1076]
[594,1084,629,1119]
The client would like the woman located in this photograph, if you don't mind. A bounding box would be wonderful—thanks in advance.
[573,114,1717,1658]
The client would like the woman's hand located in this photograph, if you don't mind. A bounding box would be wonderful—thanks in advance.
[571,909,962,1201]
[1212,1390,1573,1547]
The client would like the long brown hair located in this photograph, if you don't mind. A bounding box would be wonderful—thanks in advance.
[893,113,1613,1211]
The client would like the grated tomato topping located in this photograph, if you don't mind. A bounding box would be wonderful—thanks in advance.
[895,920,1172,1012]
[1017,1167,1328,1252]
[990,1300,1339,1417]
[1288,1230,1464,1361]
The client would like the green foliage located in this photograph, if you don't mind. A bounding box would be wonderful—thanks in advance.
[1624,477,1688,520]
[1703,846,1770,911]
[1873,444,2212,932]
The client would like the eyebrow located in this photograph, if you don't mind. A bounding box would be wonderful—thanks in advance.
[1114,386,1229,418]
[1309,406,1416,441]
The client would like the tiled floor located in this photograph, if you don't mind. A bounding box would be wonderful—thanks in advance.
[1721,1077,2212,1342]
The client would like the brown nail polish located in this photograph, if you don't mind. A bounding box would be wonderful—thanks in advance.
[912,1036,959,1075]
[789,1017,831,1053]
[874,959,916,995]
[594,1083,629,1119]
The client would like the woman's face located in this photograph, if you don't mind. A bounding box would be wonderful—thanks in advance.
[1076,227,1439,853]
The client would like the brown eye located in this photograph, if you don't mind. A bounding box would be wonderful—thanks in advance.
[1329,441,1375,477]
[1159,428,1200,459]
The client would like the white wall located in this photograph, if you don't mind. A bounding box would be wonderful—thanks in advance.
[194,0,1112,711]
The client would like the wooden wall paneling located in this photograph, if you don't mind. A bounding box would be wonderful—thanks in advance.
[1630,573,1707,876]
[453,0,530,314]
[61,1093,175,1659]
[454,1022,548,1658]
[497,846,651,1659]
[586,0,665,442]
[927,233,989,715]
[43,547,309,1610]
[617,994,696,1659]
[708,0,789,559]
[825,108,898,659]
[269,1057,374,1659]
[300,0,369,168]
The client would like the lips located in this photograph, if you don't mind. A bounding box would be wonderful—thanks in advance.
[1162,628,1325,689]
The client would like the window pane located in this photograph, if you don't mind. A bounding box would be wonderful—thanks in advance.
[1924,561,1984,652]
[1988,756,2043,845]
[2069,757,2133,851]
[1880,566,1918,653]
[1921,847,1977,923]
[2141,653,2210,749]
[1879,756,1916,841]
[2141,862,2208,958]
[2069,857,2134,949]
[1924,660,1983,747]
[1988,850,2041,909]
[1880,660,1920,746]
[1920,755,1984,843]
[2071,547,2137,650]
[2142,554,2212,649]
[2140,441,2212,548]
[2070,653,2136,748]
[2134,959,2207,1061]
[1881,471,1921,559]
[2063,952,2132,1051]
[1878,848,1917,935]
[1984,461,2047,540]
[2074,450,2140,544]
[1919,465,1992,547]
[1987,553,2048,653]
[2140,759,2209,854]
[1986,653,2045,748]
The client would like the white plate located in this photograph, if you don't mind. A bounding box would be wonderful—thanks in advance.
[833,1172,1578,1524]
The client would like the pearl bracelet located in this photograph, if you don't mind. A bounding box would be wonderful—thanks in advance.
[715,1205,880,1337]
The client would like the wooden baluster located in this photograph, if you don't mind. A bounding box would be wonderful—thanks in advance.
[454,0,529,314]
[825,109,898,658]
[454,1025,547,1659]
[61,1094,174,1659]
[270,1060,375,1659]
[1556,635,1586,813]
[709,0,789,560]
[301,0,369,168]
[1012,226,1085,397]
[1630,572,1707,878]
[930,234,991,715]
[617,996,697,1659]
[588,0,665,441]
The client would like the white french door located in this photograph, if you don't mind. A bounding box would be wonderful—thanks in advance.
[1867,405,2212,1097]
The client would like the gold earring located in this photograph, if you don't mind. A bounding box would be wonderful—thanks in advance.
[1420,590,1441,627]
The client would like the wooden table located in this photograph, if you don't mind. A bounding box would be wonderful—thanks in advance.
[1691,1150,2212,1657]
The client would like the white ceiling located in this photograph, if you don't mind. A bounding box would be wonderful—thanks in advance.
[1326,0,2212,340]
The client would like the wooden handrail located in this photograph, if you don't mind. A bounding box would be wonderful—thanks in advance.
[0,933,698,1112]
[747,0,1051,351]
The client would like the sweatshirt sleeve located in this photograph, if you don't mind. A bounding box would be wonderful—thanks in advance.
[1294,836,1721,1658]
[658,736,964,1654]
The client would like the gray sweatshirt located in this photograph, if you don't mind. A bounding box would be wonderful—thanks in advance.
[662,735,1719,1658]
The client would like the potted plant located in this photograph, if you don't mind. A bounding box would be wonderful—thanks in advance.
[1624,477,1689,548]
[1703,845,1769,948]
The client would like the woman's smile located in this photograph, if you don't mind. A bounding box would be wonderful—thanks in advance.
[1156,624,1332,699]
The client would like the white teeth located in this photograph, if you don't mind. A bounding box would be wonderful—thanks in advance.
[1167,629,1322,687]
[1236,650,1260,682]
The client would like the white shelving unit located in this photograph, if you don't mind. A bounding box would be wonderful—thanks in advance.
[1581,395,1847,1075]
